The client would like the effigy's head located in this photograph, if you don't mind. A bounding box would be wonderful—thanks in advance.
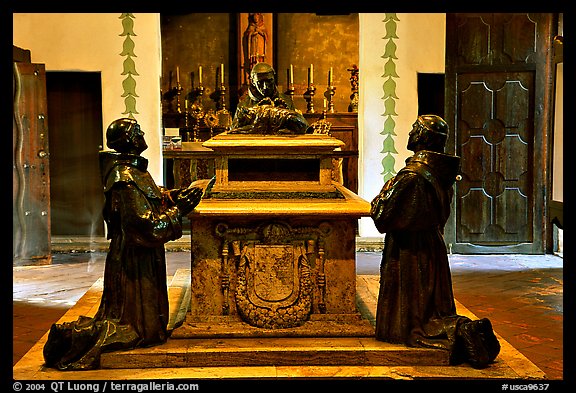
[250,62,277,99]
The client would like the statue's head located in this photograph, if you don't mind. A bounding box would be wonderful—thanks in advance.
[250,62,277,99]
[106,118,147,155]
[407,114,449,153]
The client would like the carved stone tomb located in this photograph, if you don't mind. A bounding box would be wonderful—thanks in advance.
[172,133,373,338]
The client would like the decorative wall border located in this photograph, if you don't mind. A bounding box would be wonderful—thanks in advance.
[380,14,399,182]
[119,13,139,119]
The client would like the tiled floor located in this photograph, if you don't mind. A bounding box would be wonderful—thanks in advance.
[13,250,564,380]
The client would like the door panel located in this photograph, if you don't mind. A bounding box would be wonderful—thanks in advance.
[445,13,556,254]
[13,62,52,265]
[456,72,534,245]
[46,72,104,237]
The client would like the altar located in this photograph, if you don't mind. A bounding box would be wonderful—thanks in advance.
[172,132,374,338]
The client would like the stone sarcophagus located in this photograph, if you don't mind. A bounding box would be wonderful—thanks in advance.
[172,133,373,338]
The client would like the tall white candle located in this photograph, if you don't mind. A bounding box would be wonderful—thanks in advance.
[289,64,294,84]
[310,64,314,84]
[176,66,180,84]
[220,63,224,84]
[329,67,333,85]
[198,66,202,85]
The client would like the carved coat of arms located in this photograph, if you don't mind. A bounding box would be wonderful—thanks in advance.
[216,221,330,329]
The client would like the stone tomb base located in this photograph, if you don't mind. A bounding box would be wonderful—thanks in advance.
[100,337,448,370]
[170,314,374,339]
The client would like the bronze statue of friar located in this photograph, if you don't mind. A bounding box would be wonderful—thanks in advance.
[370,114,501,369]
[43,118,204,370]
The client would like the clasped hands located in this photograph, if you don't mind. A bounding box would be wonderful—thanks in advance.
[257,97,288,109]
[175,185,203,216]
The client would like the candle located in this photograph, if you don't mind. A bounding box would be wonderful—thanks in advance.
[198,66,203,85]
[185,99,188,110]
[220,63,224,85]
[176,66,180,84]
[310,64,314,84]
[323,98,327,109]
[290,64,294,84]
[329,67,333,85]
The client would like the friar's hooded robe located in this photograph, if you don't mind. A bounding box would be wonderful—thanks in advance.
[43,151,183,370]
[370,150,466,358]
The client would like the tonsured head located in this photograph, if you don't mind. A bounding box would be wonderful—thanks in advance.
[407,114,449,153]
[250,62,277,99]
[106,118,147,155]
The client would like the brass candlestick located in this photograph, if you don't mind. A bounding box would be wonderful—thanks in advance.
[193,122,200,142]
[175,81,183,113]
[184,82,205,142]
[304,83,316,113]
[324,85,336,113]
[217,84,227,111]
[285,83,295,102]
[210,77,227,112]
[193,85,204,142]
[347,64,359,112]
[162,73,182,113]
[184,99,189,127]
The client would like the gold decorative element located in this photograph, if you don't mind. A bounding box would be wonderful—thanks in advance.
[204,110,219,128]
[311,118,332,135]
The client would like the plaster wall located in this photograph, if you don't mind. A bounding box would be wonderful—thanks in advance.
[13,12,447,239]
[358,13,446,238]
[13,13,164,184]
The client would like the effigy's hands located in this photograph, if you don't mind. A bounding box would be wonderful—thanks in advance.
[258,97,274,106]
[273,97,289,108]
[175,186,203,216]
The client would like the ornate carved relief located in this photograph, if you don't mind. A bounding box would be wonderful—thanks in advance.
[215,221,331,328]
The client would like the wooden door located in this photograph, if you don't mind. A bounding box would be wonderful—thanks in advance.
[445,13,556,254]
[13,62,52,265]
[46,72,105,237]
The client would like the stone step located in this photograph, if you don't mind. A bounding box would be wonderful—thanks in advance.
[100,336,449,369]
